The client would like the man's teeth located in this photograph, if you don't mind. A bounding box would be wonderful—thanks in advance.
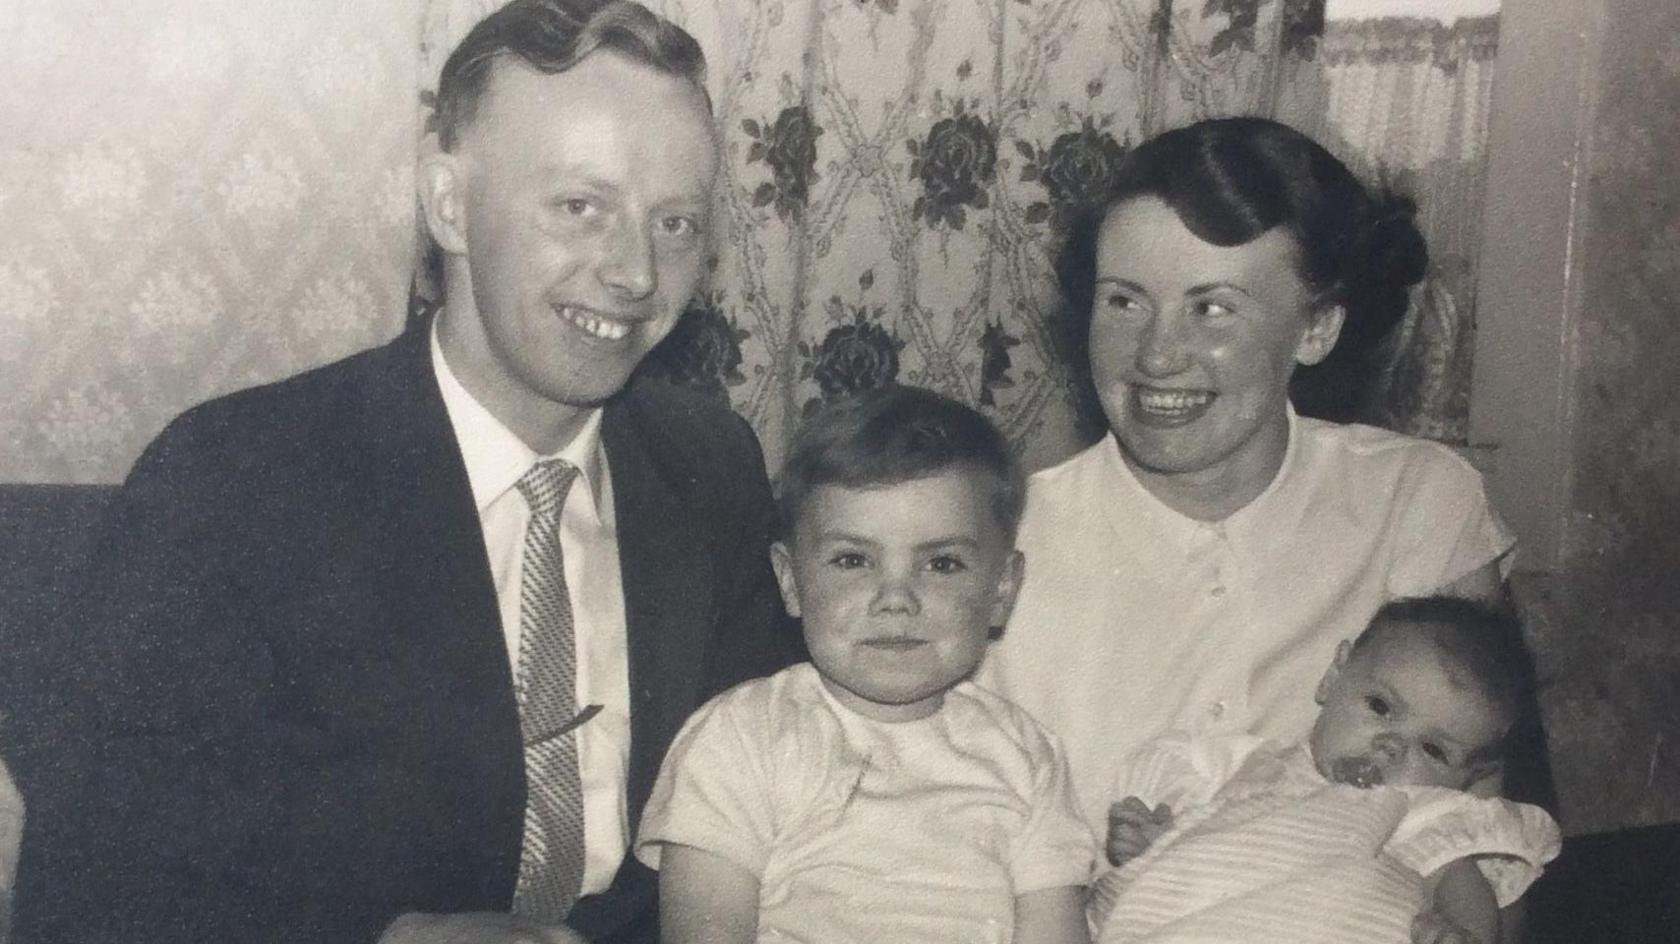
[560,306,630,341]
[1138,389,1214,411]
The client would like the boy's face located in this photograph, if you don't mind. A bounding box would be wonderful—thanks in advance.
[772,469,1023,723]
[1310,625,1506,790]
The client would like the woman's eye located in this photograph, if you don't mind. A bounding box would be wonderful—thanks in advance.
[927,555,968,575]
[1422,743,1450,764]
[1102,292,1142,314]
[1364,696,1390,716]
[1192,299,1234,318]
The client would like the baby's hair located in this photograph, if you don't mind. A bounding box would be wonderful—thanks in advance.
[776,385,1025,542]
[1355,596,1535,765]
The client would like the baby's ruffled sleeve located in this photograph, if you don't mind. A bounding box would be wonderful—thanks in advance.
[1387,790,1562,906]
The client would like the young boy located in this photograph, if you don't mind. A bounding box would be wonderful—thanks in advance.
[636,385,1095,944]
[1092,598,1560,944]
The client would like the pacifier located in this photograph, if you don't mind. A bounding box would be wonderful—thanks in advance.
[1331,756,1385,788]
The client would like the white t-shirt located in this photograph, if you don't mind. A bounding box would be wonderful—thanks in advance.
[977,412,1515,835]
[636,664,1096,944]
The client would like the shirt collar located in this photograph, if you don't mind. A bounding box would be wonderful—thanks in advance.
[430,323,606,520]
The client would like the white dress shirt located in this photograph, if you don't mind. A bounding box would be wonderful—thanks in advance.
[431,329,631,896]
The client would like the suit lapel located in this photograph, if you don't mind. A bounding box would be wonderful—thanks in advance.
[601,396,715,827]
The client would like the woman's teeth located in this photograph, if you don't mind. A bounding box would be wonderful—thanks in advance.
[559,306,630,341]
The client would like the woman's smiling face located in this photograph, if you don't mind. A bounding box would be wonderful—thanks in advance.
[1087,196,1344,509]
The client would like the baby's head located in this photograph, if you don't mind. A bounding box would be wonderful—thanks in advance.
[1310,596,1530,791]
[773,385,1026,722]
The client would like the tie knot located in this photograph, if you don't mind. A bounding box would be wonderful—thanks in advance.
[516,459,579,520]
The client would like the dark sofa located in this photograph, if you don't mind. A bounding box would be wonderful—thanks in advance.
[0,484,1674,942]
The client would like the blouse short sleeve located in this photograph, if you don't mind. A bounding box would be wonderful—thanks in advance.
[1387,789,1562,906]
[1386,442,1517,592]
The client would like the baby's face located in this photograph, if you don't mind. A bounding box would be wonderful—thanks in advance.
[1309,628,1506,790]
[772,470,1022,723]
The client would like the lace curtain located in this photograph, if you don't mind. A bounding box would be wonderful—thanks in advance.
[423,0,1499,470]
[2,0,1496,482]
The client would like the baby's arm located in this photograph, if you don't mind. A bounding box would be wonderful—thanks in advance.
[658,843,760,944]
[1105,796,1175,867]
[1410,858,1499,944]
[1014,885,1090,944]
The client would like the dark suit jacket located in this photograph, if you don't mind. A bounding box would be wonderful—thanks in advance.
[9,325,801,944]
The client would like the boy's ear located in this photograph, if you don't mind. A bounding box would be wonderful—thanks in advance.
[1315,639,1353,705]
[769,541,800,618]
[986,550,1025,632]
[417,142,469,256]
[1295,303,1346,367]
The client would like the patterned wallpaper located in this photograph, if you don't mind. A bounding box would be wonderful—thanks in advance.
[1528,0,1680,833]
[0,0,419,483]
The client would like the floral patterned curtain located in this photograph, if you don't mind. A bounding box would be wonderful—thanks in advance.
[3,0,1497,484]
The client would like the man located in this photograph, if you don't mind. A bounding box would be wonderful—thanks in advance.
[8,2,799,942]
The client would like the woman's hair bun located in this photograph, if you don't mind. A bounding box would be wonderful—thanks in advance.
[1361,192,1429,292]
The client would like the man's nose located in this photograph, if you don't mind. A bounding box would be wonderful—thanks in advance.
[598,221,656,300]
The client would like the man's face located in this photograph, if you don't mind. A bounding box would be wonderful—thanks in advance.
[771,471,1023,723]
[429,51,718,449]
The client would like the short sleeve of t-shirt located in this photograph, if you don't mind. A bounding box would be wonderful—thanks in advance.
[1006,720,1098,894]
[634,678,780,876]
[1387,789,1562,907]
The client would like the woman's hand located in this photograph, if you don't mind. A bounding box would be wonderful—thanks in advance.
[1105,796,1174,866]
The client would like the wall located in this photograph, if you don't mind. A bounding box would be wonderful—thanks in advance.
[1521,0,1680,834]
[0,0,419,483]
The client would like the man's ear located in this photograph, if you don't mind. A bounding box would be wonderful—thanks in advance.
[769,541,800,618]
[987,550,1025,633]
[1315,639,1353,705]
[1295,303,1346,367]
[416,142,469,257]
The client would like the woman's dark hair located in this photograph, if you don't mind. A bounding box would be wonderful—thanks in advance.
[1056,116,1428,424]
[776,385,1026,543]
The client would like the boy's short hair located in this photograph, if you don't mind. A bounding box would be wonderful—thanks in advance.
[1354,596,1536,763]
[776,385,1026,542]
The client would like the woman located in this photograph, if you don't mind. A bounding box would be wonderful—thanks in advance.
[978,117,1520,840]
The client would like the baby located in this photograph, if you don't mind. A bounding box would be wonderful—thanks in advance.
[637,385,1095,944]
[1091,597,1560,944]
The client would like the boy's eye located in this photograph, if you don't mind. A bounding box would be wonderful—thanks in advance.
[828,552,868,570]
[926,555,967,575]
[1364,695,1390,717]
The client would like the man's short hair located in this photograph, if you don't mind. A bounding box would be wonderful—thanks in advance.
[776,385,1026,542]
[433,0,710,152]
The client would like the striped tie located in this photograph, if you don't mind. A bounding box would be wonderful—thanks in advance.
[510,459,586,921]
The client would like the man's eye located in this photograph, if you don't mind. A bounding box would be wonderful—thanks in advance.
[658,215,700,238]
[559,198,596,217]
[829,552,867,569]
[1364,696,1390,716]
[927,555,967,575]
[1192,299,1234,318]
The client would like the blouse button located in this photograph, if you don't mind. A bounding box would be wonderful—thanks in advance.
[1210,700,1226,720]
